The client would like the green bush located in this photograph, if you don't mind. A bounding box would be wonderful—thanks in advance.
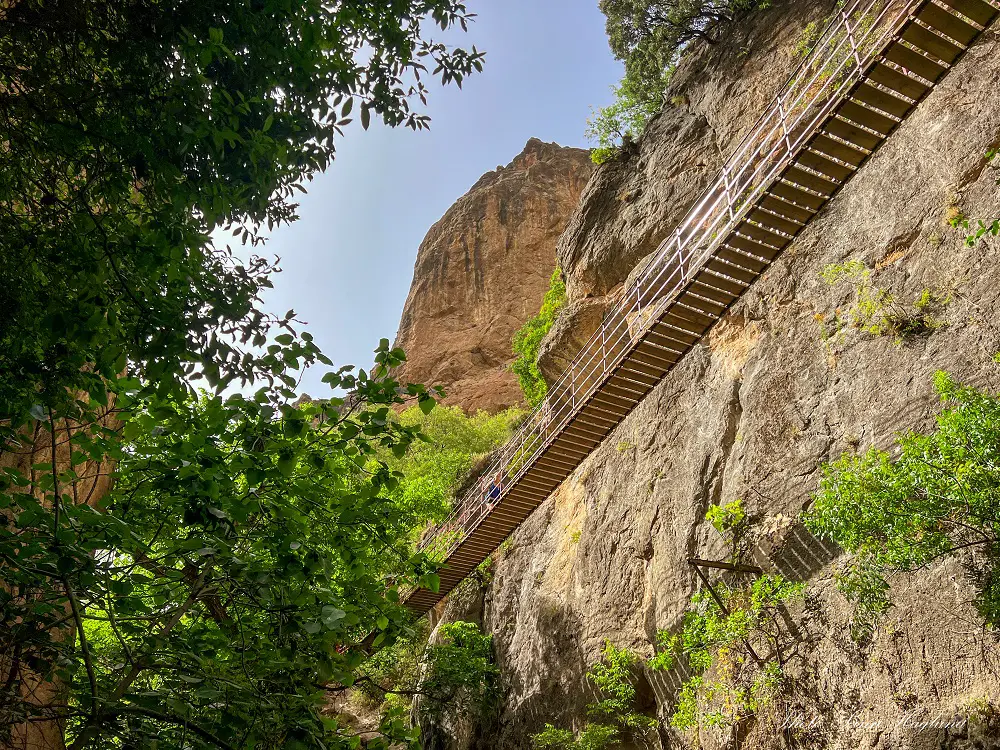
[356,621,431,707]
[420,621,502,722]
[587,643,657,731]
[649,575,804,732]
[818,260,948,344]
[592,0,771,160]
[531,642,655,749]
[512,268,566,408]
[804,372,1000,639]
[532,725,577,749]
[378,403,524,528]
[359,621,501,726]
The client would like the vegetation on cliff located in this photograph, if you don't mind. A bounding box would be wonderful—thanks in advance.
[651,575,804,733]
[953,150,1000,246]
[359,620,500,729]
[591,0,770,162]
[532,642,656,750]
[512,269,567,408]
[646,500,805,735]
[379,404,524,530]
[817,260,950,345]
[805,372,1000,640]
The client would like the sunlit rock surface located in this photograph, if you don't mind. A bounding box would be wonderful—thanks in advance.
[421,0,1000,747]
[393,139,593,414]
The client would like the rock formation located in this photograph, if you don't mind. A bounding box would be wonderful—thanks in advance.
[393,138,593,414]
[424,1,1000,747]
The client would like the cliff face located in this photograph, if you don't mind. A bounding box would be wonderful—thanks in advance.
[393,139,593,414]
[429,1,1000,748]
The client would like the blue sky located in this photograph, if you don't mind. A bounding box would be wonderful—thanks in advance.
[255,1,623,396]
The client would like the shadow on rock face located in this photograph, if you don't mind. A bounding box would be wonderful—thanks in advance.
[764,523,842,583]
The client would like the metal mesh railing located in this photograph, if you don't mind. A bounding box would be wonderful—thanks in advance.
[417,0,968,564]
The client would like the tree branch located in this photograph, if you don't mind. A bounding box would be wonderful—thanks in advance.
[64,580,99,716]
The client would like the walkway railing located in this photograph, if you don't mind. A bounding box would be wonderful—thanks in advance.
[407,0,998,612]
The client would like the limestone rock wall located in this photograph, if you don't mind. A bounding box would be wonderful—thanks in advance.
[393,139,593,414]
[437,2,1000,748]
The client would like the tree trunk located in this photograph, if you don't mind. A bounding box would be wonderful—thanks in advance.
[1,412,117,750]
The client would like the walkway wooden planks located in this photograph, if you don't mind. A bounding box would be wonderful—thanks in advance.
[404,0,999,616]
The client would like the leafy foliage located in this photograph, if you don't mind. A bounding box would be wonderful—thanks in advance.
[533,725,578,749]
[817,261,949,345]
[952,150,1000,246]
[419,621,501,722]
[586,643,657,733]
[531,642,655,750]
[355,620,500,729]
[585,68,670,165]
[592,0,770,160]
[0,1,486,747]
[2,341,459,749]
[804,372,1000,639]
[649,576,804,733]
[512,268,567,408]
[381,405,524,527]
[0,0,483,428]
[706,498,749,559]
[793,20,824,60]
[356,620,431,708]
[533,723,620,750]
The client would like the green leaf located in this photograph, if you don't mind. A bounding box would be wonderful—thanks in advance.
[321,606,346,629]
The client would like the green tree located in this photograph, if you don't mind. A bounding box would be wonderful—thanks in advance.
[649,576,803,732]
[586,72,669,165]
[512,268,566,408]
[804,372,1000,639]
[602,0,771,64]
[592,0,769,161]
[380,405,524,527]
[4,342,455,749]
[0,0,483,427]
[0,1,485,747]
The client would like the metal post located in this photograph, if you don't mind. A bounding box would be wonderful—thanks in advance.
[723,165,735,223]
[841,7,863,71]
[601,323,607,375]
[690,562,764,665]
[676,234,686,285]
[776,94,792,156]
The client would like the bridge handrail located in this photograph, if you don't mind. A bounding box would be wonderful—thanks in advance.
[418,0,937,562]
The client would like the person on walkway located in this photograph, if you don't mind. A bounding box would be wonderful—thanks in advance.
[486,471,502,509]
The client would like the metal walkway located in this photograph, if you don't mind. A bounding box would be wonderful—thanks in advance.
[404,0,999,614]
